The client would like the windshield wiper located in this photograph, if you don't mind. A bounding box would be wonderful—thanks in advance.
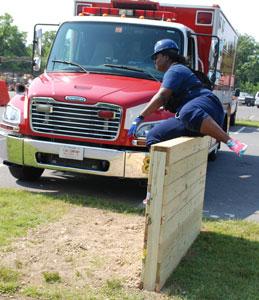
[52,59,88,73]
[103,64,160,82]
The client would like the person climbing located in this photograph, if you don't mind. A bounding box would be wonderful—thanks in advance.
[128,39,247,157]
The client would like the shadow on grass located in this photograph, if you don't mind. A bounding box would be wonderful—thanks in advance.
[164,222,259,300]
[48,191,145,215]
[16,172,147,206]
[12,189,145,216]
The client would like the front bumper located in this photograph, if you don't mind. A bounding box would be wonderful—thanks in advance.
[0,131,149,178]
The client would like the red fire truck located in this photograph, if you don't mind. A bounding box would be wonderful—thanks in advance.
[0,0,239,180]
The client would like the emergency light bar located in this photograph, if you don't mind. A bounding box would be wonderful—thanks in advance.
[80,6,177,21]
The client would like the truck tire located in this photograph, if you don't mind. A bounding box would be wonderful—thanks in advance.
[8,165,44,181]
[208,143,220,161]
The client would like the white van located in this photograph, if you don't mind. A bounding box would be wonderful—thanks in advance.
[255,91,259,108]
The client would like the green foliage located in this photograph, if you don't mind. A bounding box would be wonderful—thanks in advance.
[0,13,31,73]
[42,272,61,284]
[0,267,20,294]
[235,34,259,94]
[236,120,259,128]
[0,14,27,56]
[40,30,57,71]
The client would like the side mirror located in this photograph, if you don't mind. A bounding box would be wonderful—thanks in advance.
[31,23,59,75]
[33,56,41,72]
[32,27,43,72]
[35,28,43,56]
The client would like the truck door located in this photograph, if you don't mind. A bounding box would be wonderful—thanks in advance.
[187,35,198,70]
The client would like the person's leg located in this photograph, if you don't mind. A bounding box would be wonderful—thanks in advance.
[199,115,229,143]
[146,116,201,148]
[199,116,247,156]
[179,96,247,156]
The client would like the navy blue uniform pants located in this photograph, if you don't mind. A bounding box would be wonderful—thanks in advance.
[146,94,224,147]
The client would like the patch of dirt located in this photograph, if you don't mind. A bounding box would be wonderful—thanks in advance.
[0,206,145,291]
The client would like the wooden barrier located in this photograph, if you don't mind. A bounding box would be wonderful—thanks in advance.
[0,80,10,106]
[141,136,209,291]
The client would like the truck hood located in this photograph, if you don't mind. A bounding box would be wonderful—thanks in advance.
[28,72,161,108]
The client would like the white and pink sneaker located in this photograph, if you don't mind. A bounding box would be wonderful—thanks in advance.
[227,139,248,157]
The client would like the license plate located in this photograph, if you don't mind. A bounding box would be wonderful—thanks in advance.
[59,146,83,161]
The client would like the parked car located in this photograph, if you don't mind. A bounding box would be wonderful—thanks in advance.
[255,91,259,108]
[245,95,255,106]
[238,92,249,105]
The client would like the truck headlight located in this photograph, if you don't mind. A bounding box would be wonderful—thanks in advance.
[135,121,161,138]
[2,105,21,125]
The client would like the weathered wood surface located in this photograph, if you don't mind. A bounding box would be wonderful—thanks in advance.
[142,136,209,291]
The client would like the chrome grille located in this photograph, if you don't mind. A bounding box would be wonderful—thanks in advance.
[30,97,122,140]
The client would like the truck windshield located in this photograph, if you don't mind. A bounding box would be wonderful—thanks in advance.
[47,21,183,81]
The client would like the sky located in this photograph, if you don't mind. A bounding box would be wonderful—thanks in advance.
[1,0,259,43]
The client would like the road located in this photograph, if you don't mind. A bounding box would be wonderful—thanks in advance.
[0,103,259,222]
[204,125,259,222]
[236,103,259,121]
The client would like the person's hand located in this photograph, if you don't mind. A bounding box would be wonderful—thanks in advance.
[128,115,144,137]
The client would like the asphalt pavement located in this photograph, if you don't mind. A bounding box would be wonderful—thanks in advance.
[204,125,259,222]
[202,104,259,222]
[236,103,259,121]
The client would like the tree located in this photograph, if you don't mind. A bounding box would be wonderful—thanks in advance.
[0,13,31,73]
[41,31,56,70]
[235,34,259,94]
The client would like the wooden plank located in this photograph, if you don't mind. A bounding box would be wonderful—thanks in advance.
[142,150,166,291]
[159,201,203,264]
[162,176,206,223]
[153,136,209,165]
[160,189,204,246]
[167,136,209,165]
[158,202,204,289]
[163,162,207,202]
[158,217,201,290]
[152,137,195,152]
[164,148,208,186]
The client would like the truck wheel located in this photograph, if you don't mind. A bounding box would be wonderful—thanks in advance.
[208,143,220,162]
[230,111,236,126]
[8,165,44,181]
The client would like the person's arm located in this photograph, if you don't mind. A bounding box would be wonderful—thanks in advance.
[139,87,173,118]
[128,86,173,137]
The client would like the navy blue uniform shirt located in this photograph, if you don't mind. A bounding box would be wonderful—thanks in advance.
[162,63,213,111]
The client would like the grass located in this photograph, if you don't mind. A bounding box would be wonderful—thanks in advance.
[164,219,259,300]
[0,189,259,299]
[42,272,61,284]
[0,189,143,247]
[22,281,145,300]
[0,189,70,246]
[19,219,259,300]
[236,119,259,127]
[0,267,20,294]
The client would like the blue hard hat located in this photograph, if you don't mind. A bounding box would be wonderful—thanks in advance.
[151,39,179,59]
